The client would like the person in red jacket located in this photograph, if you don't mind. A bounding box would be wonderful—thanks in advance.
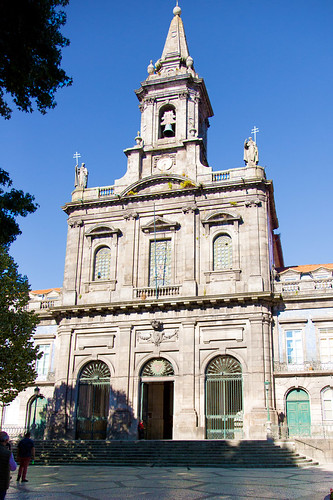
[16,432,35,483]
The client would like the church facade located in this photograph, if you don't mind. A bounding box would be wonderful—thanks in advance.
[3,5,333,442]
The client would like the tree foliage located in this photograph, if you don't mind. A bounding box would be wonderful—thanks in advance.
[0,0,72,119]
[0,246,40,405]
[0,169,38,246]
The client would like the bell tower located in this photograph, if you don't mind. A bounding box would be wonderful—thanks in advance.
[114,3,214,192]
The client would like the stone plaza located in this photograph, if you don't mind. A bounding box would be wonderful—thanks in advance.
[6,464,333,499]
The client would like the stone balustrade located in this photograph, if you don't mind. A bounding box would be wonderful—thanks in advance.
[274,360,333,373]
[134,285,181,299]
[275,279,333,294]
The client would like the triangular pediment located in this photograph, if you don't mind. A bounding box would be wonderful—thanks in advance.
[279,269,301,281]
[311,267,333,279]
[142,216,180,234]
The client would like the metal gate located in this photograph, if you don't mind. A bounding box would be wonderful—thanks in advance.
[206,356,243,439]
[76,361,111,440]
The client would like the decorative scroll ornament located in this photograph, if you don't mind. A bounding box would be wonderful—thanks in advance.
[138,329,178,346]
[245,199,261,207]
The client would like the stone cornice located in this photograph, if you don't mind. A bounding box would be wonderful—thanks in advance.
[50,291,281,319]
[62,177,270,215]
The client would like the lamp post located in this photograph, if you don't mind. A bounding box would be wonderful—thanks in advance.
[264,380,272,439]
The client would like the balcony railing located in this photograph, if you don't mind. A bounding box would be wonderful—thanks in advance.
[40,300,56,309]
[99,186,114,197]
[212,170,230,182]
[134,285,181,299]
[275,279,333,294]
[274,361,333,373]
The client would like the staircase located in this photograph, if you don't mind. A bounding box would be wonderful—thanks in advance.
[25,440,318,468]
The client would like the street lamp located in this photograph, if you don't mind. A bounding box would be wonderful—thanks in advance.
[264,380,272,439]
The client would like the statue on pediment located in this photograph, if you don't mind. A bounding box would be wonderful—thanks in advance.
[244,137,259,166]
[75,163,88,188]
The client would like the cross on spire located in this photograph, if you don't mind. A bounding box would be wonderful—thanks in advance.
[251,126,259,143]
[73,151,81,165]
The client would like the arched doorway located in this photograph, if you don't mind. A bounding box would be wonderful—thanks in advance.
[76,361,111,440]
[27,396,48,438]
[286,388,311,437]
[205,355,243,439]
[140,358,174,440]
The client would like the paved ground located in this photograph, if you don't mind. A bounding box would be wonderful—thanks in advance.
[6,464,333,499]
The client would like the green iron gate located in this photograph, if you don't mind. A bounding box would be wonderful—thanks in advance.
[76,361,111,440]
[206,356,243,439]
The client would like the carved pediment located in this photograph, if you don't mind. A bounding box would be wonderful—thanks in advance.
[85,224,121,239]
[142,216,180,234]
[202,211,242,228]
[121,175,197,197]
[279,269,301,281]
[311,267,333,279]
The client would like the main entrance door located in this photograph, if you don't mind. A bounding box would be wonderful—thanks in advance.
[140,358,174,440]
[205,356,243,439]
[286,388,311,437]
[76,361,111,440]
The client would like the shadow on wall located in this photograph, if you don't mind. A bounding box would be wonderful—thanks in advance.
[46,382,137,441]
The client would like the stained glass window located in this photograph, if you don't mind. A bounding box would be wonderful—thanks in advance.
[94,246,111,280]
[149,239,171,287]
[213,234,232,270]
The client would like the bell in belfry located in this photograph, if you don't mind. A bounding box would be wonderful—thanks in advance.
[163,123,174,137]
[161,109,176,137]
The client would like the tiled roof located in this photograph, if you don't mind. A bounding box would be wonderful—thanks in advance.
[277,264,333,273]
[31,288,61,294]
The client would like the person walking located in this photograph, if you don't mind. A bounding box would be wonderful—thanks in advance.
[16,432,35,483]
[0,431,17,500]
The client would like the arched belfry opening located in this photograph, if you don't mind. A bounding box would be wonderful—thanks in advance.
[76,361,111,440]
[205,355,243,439]
[140,357,174,439]
[159,105,176,138]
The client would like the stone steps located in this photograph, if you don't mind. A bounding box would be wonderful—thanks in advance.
[16,440,319,468]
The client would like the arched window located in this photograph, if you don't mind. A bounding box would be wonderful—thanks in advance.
[141,357,174,377]
[159,105,176,138]
[321,387,333,421]
[213,234,232,270]
[93,246,111,280]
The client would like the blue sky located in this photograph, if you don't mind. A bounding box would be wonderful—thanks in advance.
[1,0,332,290]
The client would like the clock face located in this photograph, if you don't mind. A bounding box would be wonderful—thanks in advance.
[157,156,173,171]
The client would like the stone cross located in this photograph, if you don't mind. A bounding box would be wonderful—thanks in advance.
[73,151,81,165]
[251,126,259,143]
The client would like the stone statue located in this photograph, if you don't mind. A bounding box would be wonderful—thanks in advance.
[75,163,88,188]
[244,137,259,166]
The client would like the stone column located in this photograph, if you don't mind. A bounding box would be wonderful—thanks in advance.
[48,326,74,439]
[174,320,198,439]
[62,220,83,305]
[246,314,275,438]
[110,323,136,439]
[181,205,197,296]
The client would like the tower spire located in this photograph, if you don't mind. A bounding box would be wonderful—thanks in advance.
[150,2,196,78]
